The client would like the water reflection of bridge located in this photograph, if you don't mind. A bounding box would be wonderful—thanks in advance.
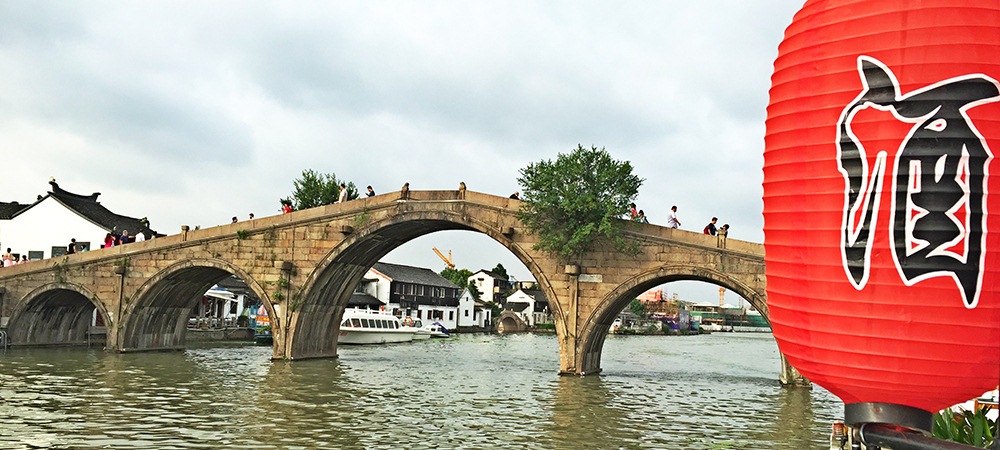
[0,190,802,383]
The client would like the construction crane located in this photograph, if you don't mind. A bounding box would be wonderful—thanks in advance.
[432,247,455,269]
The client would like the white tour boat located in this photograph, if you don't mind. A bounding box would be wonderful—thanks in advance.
[401,317,432,340]
[338,308,415,345]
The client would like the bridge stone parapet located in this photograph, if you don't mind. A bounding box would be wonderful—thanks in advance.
[0,190,802,384]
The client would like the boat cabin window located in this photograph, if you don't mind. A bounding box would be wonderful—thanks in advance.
[361,319,370,328]
[350,318,361,328]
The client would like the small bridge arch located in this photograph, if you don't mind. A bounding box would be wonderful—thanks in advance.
[7,282,109,346]
[577,265,768,376]
[496,311,529,333]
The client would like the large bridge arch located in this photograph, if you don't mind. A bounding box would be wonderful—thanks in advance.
[7,282,109,346]
[285,207,565,360]
[119,258,270,352]
[577,265,767,375]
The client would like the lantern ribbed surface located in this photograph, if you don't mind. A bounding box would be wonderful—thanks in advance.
[764,0,1000,413]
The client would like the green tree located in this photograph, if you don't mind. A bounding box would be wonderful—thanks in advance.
[440,267,485,301]
[491,263,509,279]
[467,281,483,302]
[517,144,643,259]
[629,298,646,318]
[283,169,358,211]
[440,267,474,289]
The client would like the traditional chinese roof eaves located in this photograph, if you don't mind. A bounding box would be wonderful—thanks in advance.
[43,181,161,238]
[0,202,30,220]
[373,262,459,289]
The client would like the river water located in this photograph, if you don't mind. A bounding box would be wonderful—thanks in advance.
[0,332,843,449]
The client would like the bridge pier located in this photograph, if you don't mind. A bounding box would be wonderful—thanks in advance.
[779,353,811,387]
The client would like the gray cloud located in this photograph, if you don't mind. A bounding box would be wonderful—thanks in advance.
[0,0,804,302]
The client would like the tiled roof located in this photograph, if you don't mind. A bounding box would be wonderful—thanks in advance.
[473,269,509,280]
[0,202,29,220]
[348,293,383,308]
[520,288,548,304]
[373,262,458,289]
[42,181,161,238]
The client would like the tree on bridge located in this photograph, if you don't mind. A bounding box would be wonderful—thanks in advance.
[516,145,643,259]
[281,169,358,211]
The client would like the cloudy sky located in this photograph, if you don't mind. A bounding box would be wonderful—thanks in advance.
[1,1,804,304]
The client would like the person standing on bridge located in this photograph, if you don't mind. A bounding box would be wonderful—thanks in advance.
[67,238,77,255]
[667,206,681,228]
[637,210,649,224]
[337,183,348,203]
[703,217,718,236]
[628,203,638,220]
[366,185,376,197]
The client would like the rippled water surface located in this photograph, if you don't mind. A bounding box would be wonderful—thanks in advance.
[0,333,842,449]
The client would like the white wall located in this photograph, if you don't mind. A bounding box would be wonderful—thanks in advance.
[468,271,496,302]
[0,198,107,259]
[458,290,477,327]
[415,305,458,330]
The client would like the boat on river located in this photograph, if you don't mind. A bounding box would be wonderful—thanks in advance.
[338,308,415,344]
[401,317,432,340]
[424,321,450,338]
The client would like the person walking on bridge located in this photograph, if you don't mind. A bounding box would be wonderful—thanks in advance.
[667,206,681,228]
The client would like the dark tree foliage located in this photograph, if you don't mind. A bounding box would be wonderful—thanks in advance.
[517,145,643,259]
[282,169,358,211]
[491,263,509,280]
[467,281,483,302]
[440,267,474,289]
[441,267,485,301]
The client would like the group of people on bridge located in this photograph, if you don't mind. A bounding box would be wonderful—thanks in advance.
[2,248,27,267]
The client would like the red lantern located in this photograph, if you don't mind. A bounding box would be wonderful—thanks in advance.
[764,0,1000,430]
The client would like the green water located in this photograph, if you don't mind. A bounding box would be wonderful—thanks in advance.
[0,333,841,449]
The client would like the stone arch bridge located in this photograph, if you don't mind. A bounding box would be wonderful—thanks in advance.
[0,190,801,383]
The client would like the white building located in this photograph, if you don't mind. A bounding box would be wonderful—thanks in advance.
[457,288,491,329]
[0,180,159,260]
[504,288,551,327]
[467,269,512,303]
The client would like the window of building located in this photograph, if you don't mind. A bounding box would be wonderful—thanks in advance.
[464,310,469,317]
[449,311,454,321]
[28,251,43,261]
